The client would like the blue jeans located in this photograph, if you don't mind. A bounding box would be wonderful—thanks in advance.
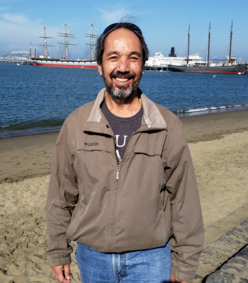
[75,241,171,283]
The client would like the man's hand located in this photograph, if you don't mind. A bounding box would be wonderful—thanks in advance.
[52,264,71,283]
[170,274,191,283]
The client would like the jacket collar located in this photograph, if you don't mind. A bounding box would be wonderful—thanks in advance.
[83,87,167,134]
[141,91,167,130]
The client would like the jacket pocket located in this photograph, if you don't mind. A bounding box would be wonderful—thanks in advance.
[133,132,165,156]
[134,142,162,156]
[133,133,167,188]
[75,136,114,205]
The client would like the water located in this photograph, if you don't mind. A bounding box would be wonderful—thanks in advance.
[1,63,248,139]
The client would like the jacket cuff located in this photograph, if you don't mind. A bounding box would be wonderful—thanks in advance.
[49,254,71,267]
[171,266,195,283]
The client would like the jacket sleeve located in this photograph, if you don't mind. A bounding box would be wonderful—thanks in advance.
[165,123,204,283]
[46,120,79,266]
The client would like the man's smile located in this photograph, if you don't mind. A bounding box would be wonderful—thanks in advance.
[115,78,129,82]
[110,72,136,88]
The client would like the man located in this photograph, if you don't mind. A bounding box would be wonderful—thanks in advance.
[46,22,204,283]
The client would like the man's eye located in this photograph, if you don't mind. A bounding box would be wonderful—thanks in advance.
[109,56,118,60]
[130,56,140,61]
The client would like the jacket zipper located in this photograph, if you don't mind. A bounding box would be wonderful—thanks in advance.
[116,149,122,180]
[114,129,145,180]
[116,163,121,179]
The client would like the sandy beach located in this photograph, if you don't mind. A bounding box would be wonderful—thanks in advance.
[0,109,248,282]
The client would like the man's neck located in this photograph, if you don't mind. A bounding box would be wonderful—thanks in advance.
[105,91,142,118]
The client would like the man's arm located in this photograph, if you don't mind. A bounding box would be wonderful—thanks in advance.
[46,120,79,268]
[165,123,204,283]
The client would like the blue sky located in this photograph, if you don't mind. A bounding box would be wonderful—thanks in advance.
[0,0,247,61]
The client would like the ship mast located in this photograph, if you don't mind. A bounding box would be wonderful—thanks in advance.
[229,21,233,64]
[85,22,98,60]
[39,26,55,58]
[58,22,77,60]
[207,22,211,67]
[29,41,32,58]
[186,24,190,64]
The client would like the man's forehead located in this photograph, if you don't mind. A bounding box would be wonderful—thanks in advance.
[104,28,142,49]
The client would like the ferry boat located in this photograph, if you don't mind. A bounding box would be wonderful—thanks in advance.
[145,49,205,69]
[32,22,98,69]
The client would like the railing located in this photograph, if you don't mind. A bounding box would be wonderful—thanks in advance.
[0,60,23,64]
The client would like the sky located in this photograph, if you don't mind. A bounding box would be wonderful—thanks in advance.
[0,0,247,61]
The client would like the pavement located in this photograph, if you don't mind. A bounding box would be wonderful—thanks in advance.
[193,203,248,282]
[205,244,248,283]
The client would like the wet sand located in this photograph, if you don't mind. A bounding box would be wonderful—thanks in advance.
[0,109,248,282]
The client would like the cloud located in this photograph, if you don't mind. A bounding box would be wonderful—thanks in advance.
[0,13,59,54]
[2,12,29,25]
[97,7,130,25]
[97,6,146,29]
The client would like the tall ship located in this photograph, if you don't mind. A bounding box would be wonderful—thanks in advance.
[168,22,247,74]
[31,22,98,69]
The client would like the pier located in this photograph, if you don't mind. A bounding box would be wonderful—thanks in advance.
[0,60,23,64]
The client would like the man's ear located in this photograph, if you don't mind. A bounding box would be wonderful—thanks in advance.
[98,64,103,76]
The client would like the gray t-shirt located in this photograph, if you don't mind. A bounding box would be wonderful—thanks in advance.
[101,99,143,161]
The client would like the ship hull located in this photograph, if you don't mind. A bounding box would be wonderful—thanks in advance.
[32,58,98,69]
[168,64,247,74]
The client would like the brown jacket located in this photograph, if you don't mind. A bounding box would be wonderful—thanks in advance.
[46,88,204,282]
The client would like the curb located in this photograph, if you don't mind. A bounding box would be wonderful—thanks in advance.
[193,203,248,282]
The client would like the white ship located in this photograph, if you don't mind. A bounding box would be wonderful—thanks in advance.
[145,49,205,69]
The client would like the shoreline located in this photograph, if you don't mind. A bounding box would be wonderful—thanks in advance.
[1,109,248,184]
[1,105,248,140]
[1,107,248,143]
[180,108,248,142]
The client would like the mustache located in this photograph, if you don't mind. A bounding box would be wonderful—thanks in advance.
[110,72,135,80]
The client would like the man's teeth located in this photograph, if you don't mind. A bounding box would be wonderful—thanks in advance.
[115,78,129,82]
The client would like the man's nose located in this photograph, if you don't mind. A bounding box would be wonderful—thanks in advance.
[116,56,130,72]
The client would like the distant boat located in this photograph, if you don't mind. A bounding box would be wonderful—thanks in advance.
[146,50,205,69]
[169,64,247,74]
[169,22,247,75]
[17,63,20,66]
[32,22,98,69]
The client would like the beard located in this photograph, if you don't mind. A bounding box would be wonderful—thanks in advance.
[102,68,139,104]
[107,85,134,104]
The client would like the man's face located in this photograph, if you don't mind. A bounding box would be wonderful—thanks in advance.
[98,28,143,104]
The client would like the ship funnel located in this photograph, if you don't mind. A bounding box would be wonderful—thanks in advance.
[169,47,176,57]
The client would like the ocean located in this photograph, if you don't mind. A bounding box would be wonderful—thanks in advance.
[1,63,248,139]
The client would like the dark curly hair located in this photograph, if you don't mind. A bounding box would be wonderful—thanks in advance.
[95,22,149,66]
